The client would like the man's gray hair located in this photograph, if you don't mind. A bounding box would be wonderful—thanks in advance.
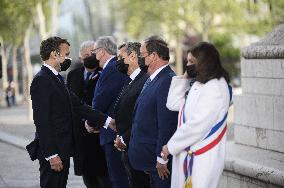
[125,42,141,56]
[95,36,117,55]
[79,40,95,56]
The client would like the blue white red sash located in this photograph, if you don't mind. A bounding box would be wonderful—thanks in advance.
[181,85,232,188]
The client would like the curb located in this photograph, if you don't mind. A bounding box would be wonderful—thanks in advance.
[0,131,29,150]
[0,130,74,166]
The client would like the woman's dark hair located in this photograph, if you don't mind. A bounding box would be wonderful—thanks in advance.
[40,36,70,61]
[188,42,230,84]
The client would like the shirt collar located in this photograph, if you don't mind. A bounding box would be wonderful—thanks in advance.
[103,56,115,69]
[130,68,141,80]
[43,63,59,75]
[149,64,168,81]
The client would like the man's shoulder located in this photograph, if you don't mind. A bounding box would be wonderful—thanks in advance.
[33,69,47,81]
[31,70,51,92]
[156,66,175,82]
[68,67,83,76]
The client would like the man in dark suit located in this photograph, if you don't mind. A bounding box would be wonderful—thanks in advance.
[67,40,110,188]
[29,36,109,188]
[128,36,178,188]
[86,36,130,188]
[112,42,150,188]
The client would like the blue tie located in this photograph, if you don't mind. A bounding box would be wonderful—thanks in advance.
[141,77,151,93]
[85,72,92,81]
[85,72,92,85]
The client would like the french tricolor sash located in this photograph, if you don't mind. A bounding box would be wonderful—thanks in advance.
[181,85,232,188]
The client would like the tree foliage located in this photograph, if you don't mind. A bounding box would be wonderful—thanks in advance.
[0,0,37,45]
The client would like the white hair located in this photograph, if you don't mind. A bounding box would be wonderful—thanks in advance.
[79,40,95,57]
[95,36,117,55]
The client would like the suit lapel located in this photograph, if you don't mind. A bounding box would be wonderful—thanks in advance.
[41,66,70,98]
[119,72,143,99]
[137,66,170,100]
[134,66,170,109]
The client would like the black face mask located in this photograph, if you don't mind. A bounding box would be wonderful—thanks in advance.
[138,57,148,72]
[116,58,129,74]
[83,54,99,69]
[60,58,72,71]
[186,64,197,78]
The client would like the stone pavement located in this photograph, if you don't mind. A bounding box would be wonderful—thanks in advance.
[0,104,84,188]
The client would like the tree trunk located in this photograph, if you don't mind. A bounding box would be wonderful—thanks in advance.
[12,45,20,103]
[175,41,183,76]
[0,37,8,98]
[23,25,33,121]
[50,0,59,36]
[83,0,96,39]
[0,37,10,105]
[36,1,47,39]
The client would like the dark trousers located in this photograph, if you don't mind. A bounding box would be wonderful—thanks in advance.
[83,174,112,188]
[39,158,70,188]
[121,151,151,188]
[103,143,130,188]
[147,170,171,188]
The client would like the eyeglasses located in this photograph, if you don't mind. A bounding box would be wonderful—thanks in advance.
[139,52,150,58]
[91,47,103,54]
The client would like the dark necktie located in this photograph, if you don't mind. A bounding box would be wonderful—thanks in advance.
[113,79,131,114]
[57,74,65,84]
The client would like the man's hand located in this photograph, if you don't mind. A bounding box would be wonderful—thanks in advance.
[108,119,117,132]
[161,145,170,161]
[85,120,100,133]
[49,156,63,172]
[156,162,170,180]
[114,136,126,151]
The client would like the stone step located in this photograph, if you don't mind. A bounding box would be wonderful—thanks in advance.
[223,141,284,187]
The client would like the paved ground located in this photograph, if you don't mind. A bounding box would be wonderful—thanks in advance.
[0,104,84,188]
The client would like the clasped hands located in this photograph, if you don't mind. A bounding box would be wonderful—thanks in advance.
[114,136,127,151]
[49,156,63,172]
[85,118,117,133]
[85,120,100,133]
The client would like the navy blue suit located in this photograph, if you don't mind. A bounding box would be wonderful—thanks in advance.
[92,57,130,188]
[128,66,178,188]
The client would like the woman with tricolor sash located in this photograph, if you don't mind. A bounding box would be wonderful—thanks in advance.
[161,42,232,188]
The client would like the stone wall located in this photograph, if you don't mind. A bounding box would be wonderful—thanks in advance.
[219,24,284,187]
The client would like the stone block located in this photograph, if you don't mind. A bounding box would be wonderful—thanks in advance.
[234,95,284,132]
[242,78,284,96]
[234,95,275,130]
[241,59,284,79]
[234,124,284,153]
[274,97,284,132]
[234,124,258,147]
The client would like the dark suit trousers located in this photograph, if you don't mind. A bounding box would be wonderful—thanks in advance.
[121,151,151,188]
[103,143,130,188]
[39,158,70,188]
[147,170,171,188]
[83,174,112,188]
